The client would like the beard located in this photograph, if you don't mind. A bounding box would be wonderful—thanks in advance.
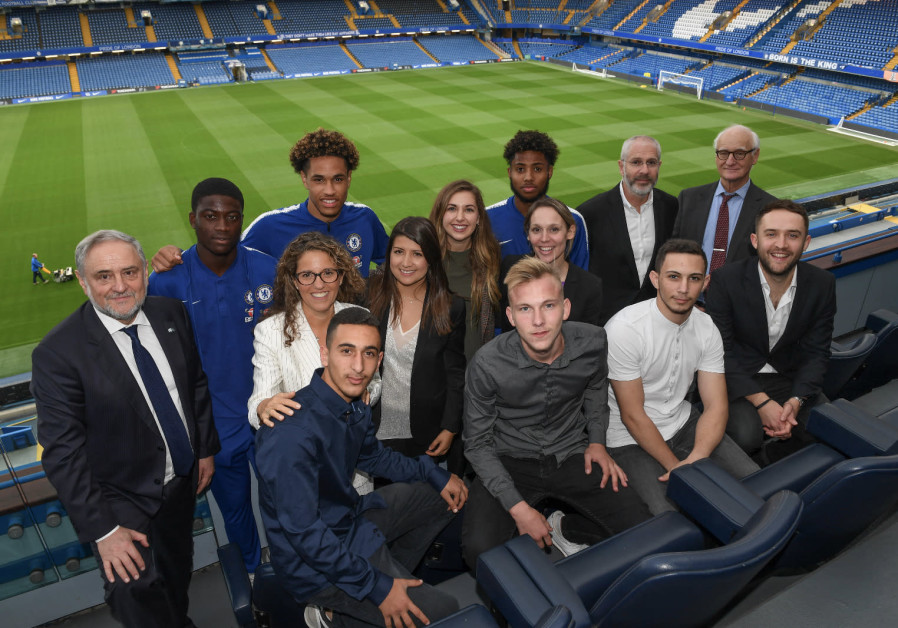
[510,178,550,204]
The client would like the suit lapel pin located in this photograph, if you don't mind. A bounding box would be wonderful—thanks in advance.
[168,327,176,333]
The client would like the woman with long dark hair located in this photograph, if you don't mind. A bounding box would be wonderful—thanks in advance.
[429,179,501,362]
[368,216,466,470]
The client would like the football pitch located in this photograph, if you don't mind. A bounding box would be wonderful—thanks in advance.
[2,60,897,377]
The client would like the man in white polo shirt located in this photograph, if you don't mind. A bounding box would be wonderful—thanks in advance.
[604,238,758,515]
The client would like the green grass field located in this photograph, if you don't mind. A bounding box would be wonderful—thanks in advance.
[2,61,897,377]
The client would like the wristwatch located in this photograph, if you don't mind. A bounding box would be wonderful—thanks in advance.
[790,395,807,408]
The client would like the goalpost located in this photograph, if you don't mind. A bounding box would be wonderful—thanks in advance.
[572,62,608,79]
[658,70,704,100]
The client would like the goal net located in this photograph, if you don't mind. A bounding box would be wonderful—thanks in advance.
[658,70,704,100]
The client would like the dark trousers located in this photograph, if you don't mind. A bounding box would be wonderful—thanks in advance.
[307,482,459,628]
[33,270,46,283]
[92,476,196,628]
[461,453,652,571]
[727,373,823,464]
[610,406,760,515]
[210,443,261,573]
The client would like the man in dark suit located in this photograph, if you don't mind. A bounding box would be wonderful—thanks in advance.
[32,229,220,627]
[673,124,776,274]
[706,200,835,464]
[577,135,679,325]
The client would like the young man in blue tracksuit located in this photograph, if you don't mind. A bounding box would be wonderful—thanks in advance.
[149,178,276,573]
[486,130,590,270]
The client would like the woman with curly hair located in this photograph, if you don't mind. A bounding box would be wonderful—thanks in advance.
[248,231,373,431]
[429,179,501,361]
[368,217,466,471]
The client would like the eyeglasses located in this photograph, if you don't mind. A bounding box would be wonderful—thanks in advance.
[715,149,757,161]
[625,159,661,168]
[294,268,342,285]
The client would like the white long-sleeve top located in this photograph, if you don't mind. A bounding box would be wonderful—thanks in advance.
[248,301,381,495]
[248,301,382,427]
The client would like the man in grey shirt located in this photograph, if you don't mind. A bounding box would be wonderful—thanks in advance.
[461,257,650,569]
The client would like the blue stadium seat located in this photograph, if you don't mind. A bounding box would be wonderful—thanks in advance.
[478,492,801,628]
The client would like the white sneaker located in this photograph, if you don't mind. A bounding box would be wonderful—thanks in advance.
[304,605,330,628]
[546,510,589,557]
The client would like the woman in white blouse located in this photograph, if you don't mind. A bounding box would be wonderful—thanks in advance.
[248,231,372,429]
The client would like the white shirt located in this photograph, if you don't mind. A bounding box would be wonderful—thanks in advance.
[619,182,656,286]
[605,299,725,448]
[95,307,189,486]
[758,263,799,373]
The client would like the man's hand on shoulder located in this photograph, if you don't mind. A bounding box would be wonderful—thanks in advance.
[509,501,552,549]
[150,245,183,274]
[584,443,628,491]
[440,473,468,513]
[97,526,149,584]
[379,578,428,628]
[197,455,215,494]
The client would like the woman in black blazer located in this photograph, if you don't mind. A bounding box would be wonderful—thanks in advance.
[499,197,603,332]
[368,216,466,472]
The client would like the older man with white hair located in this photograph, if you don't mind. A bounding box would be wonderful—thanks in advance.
[672,124,776,274]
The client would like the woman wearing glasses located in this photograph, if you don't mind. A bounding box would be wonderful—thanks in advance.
[368,216,466,472]
[248,231,373,430]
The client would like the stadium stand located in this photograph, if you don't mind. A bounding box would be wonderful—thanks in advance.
[375,0,474,29]
[75,52,175,90]
[853,99,898,133]
[0,9,40,53]
[748,76,877,121]
[0,62,70,99]
[86,8,151,46]
[718,71,775,99]
[36,7,84,50]
[177,51,233,85]
[201,1,265,37]
[753,1,830,53]
[702,0,781,47]
[787,0,898,69]
[132,3,204,43]
[273,0,351,34]
[346,38,436,68]
[267,42,359,74]
[686,62,752,91]
[608,51,701,80]
[517,38,578,60]
[418,35,499,64]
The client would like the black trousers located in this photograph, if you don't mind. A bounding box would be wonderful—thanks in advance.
[92,475,196,628]
[461,453,651,570]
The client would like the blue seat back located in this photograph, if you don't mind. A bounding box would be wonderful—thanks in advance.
[823,332,876,399]
[590,491,803,628]
[774,453,898,570]
[252,563,306,628]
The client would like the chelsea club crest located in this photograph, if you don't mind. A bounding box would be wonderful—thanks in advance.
[255,284,273,304]
[346,233,362,252]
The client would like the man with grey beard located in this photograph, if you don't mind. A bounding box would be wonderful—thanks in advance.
[577,136,679,325]
[32,229,219,628]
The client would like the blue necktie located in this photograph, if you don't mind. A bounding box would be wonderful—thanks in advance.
[123,325,194,476]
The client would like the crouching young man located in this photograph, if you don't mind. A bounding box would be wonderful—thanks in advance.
[255,307,467,628]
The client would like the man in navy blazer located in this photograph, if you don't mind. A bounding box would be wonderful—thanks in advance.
[577,135,679,325]
[706,200,835,464]
[673,125,776,273]
[32,230,220,627]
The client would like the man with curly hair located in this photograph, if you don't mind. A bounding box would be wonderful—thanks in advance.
[151,129,388,278]
[486,130,590,270]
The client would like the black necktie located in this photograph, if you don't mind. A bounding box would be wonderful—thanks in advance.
[123,326,194,476]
